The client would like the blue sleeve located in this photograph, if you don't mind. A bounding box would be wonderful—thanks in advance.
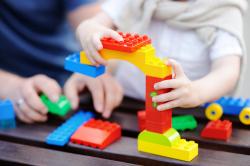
[65,0,97,11]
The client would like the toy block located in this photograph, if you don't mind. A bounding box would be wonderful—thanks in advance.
[65,53,105,77]
[145,75,172,133]
[101,32,151,52]
[80,44,172,78]
[138,110,146,131]
[172,115,197,131]
[40,94,71,117]
[70,119,121,149]
[201,120,232,141]
[46,111,94,146]
[0,100,16,129]
[138,128,198,161]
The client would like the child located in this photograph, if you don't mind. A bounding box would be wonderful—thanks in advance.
[76,0,247,111]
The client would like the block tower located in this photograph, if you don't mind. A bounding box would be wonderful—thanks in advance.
[65,32,198,161]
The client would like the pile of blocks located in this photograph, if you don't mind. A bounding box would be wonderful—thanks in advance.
[64,32,198,161]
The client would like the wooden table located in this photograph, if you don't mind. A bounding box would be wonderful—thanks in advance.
[0,97,249,166]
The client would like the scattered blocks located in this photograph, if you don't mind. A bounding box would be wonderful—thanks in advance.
[0,100,16,129]
[138,128,198,161]
[65,53,105,77]
[172,115,197,131]
[101,32,151,52]
[71,119,121,149]
[40,94,71,117]
[201,120,232,141]
[46,111,94,146]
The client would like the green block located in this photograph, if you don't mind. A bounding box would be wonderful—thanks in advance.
[40,94,71,117]
[138,128,180,147]
[172,115,197,131]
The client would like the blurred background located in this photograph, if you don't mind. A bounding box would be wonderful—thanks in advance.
[238,7,250,97]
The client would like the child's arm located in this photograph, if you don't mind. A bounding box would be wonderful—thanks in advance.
[153,55,241,111]
[76,11,123,66]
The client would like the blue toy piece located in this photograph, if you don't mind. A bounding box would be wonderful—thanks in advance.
[46,110,94,146]
[204,96,250,125]
[64,53,105,78]
[0,99,16,129]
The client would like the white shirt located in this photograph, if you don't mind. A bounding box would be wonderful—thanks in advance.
[102,0,243,100]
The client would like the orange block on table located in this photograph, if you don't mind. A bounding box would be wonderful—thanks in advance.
[70,119,121,149]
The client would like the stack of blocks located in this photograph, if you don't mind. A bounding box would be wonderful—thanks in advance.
[64,32,198,161]
[0,100,16,129]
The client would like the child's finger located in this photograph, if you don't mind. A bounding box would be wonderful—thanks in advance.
[88,43,107,65]
[85,48,97,66]
[168,59,185,78]
[154,79,183,90]
[104,30,123,41]
[92,33,103,50]
[102,79,116,118]
[157,99,182,111]
[152,88,183,103]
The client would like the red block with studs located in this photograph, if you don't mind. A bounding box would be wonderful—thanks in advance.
[145,75,172,133]
[70,119,121,149]
[138,110,146,131]
[201,120,232,141]
[101,32,151,52]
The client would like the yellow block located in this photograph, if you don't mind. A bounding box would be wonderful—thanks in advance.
[137,128,198,162]
[80,45,172,78]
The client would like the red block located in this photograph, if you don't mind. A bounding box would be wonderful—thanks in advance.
[70,119,121,149]
[101,32,151,52]
[201,120,232,141]
[145,75,172,133]
[138,110,146,131]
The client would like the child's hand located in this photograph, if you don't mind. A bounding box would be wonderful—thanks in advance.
[64,73,123,118]
[153,59,201,111]
[76,20,123,66]
[7,75,61,123]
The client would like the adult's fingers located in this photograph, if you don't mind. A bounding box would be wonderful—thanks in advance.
[15,106,34,124]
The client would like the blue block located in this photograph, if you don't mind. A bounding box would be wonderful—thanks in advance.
[0,119,16,129]
[46,110,94,146]
[64,53,105,78]
[0,100,15,120]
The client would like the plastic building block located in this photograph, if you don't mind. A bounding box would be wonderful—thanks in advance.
[138,128,198,161]
[204,97,250,125]
[40,94,71,117]
[46,111,94,146]
[65,53,105,78]
[101,32,151,52]
[145,75,172,133]
[0,100,16,129]
[80,44,172,78]
[71,119,121,149]
[201,120,232,141]
[138,110,146,131]
[172,115,197,131]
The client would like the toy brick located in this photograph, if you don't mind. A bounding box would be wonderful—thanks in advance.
[101,32,151,52]
[172,115,197,131]
[138,110,146,131]
[46,111,94,146]
[0,100,16,129]
[80,44,172,78]
[145,75,172,133]
[65,53,105,78]
[138,129,198,161]
[201,120,232,141]
[40,94,71,117]
[70,119,121,149]
[0,100,15,120]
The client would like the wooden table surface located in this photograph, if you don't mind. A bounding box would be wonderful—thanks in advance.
[0,97,249,166]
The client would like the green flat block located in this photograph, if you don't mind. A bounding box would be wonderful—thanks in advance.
[172,115,197,131]
[138,128,180,146]
[40,94,71,117]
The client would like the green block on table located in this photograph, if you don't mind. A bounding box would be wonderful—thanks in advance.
[40,94,71,117]
[172,115,197,131]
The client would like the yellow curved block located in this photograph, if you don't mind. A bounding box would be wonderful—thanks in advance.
[80,44,172,78]
[138,129,198,162]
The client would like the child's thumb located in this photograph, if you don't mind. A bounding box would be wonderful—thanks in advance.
[167,59,185,78]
